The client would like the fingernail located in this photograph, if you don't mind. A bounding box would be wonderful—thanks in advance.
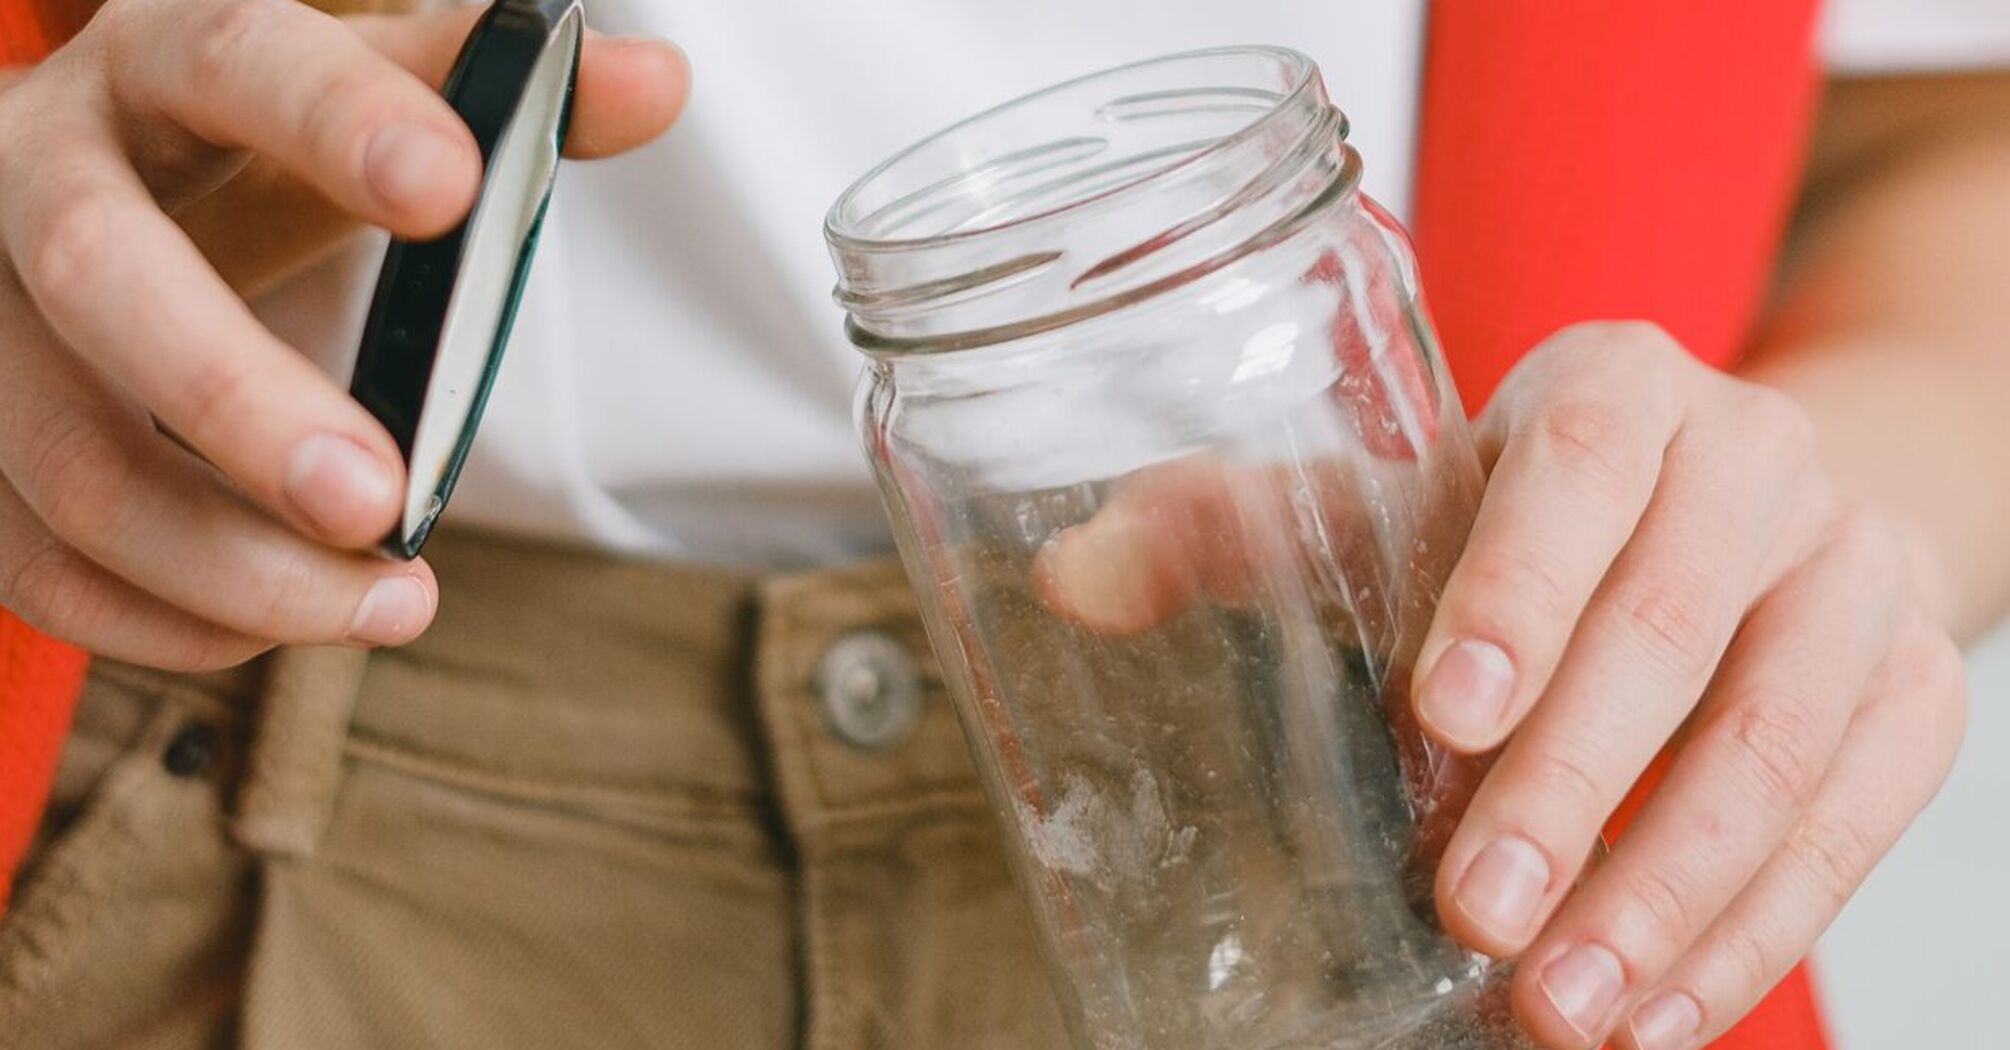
[1629,991,1703,1050]
[365,121,466,210]
[349,576,432,646]
[286,435,396,537]
[1453,835,1551,942]
[1539,943,1627,1040]
[1418,638,1516,746]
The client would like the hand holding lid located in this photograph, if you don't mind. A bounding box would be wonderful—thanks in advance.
[349,0,585,559]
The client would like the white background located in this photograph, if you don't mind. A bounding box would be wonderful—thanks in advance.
[1820,622,2010,1048]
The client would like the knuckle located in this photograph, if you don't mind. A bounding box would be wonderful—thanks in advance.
[1608,568,1720,680]
[1616,863,1702,948]
[300,65,388,168]
[3,538,95,635]
[1824,506,1904,584]
[1918,634,1969,709]
[1529,325,1600,369]
[21,197,113,311]
[1525,396,1645,492]
[1596,319,1681,353]
[1724,701,1829,814]
[1941,678,1972,758]
[83,0,144,49]
[1914,634,1970,770]
[1717,926,1779,993]
[245,552,333,638]
[1524,744,1612,818]
[178,353,263,448]
[1455,545,1575,637]
[1556,320,1685,368]
[22,410,136,543]
[1731,386,1816,465]
[1784,813,1879,909]
[1933,650,1970,734]
[186,0,279,94]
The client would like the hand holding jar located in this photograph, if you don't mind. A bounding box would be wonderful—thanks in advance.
[1041,320,1966,1050]
[830,48,1966,1050]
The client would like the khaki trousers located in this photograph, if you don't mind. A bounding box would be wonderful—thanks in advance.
[0,529,1068,1049]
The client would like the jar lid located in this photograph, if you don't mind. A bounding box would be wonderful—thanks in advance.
[347,0,583,559]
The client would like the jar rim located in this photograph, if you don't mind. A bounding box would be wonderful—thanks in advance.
[823,45,1320,252]
[826,46,1360,356]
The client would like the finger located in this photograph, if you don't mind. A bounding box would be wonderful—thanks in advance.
[175,15,690,294]
[352,9,692,160]
[0,481,269,671]
[1432,382,1816,961]
[1413,324,1689,752]
[0,133,405,548]
[1033,457,1384,637]
[0,306,437,646]
[564,34,692,158]
[119,0,481,237]
[1505,513,1903,1050]
[1034,459,1257,636]
[1615,616,1965,1050]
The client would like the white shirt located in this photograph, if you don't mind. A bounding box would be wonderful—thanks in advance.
[259,0,2010,568]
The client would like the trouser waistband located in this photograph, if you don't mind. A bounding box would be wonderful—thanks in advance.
[124,527,985,861]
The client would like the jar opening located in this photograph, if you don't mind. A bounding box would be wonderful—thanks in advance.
[825,47,1358,354]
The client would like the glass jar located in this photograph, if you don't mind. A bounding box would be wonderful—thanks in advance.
[825,48,1531,1050]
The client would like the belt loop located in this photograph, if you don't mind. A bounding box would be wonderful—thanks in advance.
[231,645,369,859]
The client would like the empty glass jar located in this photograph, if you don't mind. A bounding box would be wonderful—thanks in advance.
[825,48,1532,1050]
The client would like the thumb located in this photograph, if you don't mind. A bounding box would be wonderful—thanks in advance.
[348,8,692,160]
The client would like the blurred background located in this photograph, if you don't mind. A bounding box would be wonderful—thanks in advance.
[1820,621,2009,1049]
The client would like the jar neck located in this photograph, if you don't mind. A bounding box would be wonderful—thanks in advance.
[825,48,1361,354]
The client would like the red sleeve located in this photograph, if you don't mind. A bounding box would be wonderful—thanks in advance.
[1412,0,1822,400]
[0,616,88,913]
[1410,3,1834,1048]
[1,0,90,64]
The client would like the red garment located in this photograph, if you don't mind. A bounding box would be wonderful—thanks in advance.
[1411,2,1830,1048]
[0,617,86,914]
[0,0,82,61]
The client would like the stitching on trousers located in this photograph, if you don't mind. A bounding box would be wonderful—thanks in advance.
[0,703,196,1006]
[341,735,764,822]
[787,789,993,834]
[84,660,247,725]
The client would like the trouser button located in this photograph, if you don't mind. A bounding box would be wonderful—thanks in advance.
[814,630,922,751]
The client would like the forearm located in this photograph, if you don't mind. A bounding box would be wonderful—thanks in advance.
[1743,76,2010,640]
[1746,337,2010,642]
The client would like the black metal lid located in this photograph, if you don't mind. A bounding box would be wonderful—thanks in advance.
[349,0,583,559]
